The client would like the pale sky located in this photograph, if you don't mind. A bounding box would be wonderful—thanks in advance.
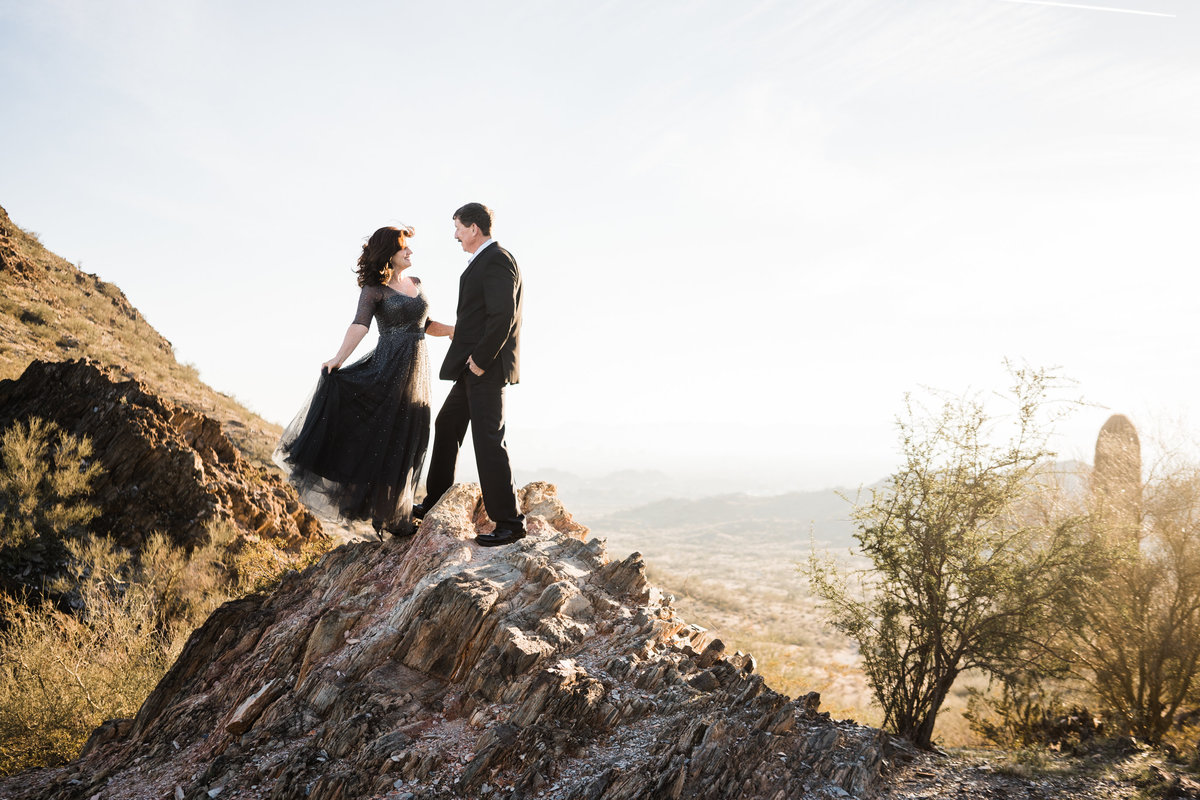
[1,0,1196,491]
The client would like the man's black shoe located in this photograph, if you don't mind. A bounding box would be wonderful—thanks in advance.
[475,527,527,547]
[411,502,430,521]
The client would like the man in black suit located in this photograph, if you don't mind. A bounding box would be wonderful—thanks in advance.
[417,202,526,545]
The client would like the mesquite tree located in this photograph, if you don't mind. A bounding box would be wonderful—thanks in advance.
[809,366,1099,749]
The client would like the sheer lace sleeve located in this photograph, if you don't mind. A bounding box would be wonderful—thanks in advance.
[352,285,382,328]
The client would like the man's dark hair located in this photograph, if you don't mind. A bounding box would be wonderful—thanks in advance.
[453,202,493,236]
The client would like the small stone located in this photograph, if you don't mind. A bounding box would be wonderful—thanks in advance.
[174,787,184,800]
[172,740,180,750]
[207,789,223,799]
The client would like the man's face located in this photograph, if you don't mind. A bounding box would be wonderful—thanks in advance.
[454,218,482,253]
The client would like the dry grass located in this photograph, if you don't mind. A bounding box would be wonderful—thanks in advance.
[0,206,280,467]
[646,563,880,726]
[0,520,327,775]
[641,561,993,745]
[0,206,336,774]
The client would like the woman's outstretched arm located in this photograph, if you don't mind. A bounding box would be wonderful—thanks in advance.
[322,323,369,372]
[425,321,454,338]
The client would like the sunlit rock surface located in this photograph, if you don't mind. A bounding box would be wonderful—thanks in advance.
[0,482,887,800]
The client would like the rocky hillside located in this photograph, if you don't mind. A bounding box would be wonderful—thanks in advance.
[0,358,322,552]
[0,483,892,800]
[0,203,279,465]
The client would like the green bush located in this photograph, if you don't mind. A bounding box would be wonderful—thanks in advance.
[808,366,1100,749]
[0,417,101,556]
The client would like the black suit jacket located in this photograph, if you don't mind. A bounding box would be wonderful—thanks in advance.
[440,242,523,383]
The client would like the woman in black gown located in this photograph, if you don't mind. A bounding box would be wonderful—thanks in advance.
[276,226,453,536]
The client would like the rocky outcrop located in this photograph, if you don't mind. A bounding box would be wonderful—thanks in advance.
[0,483,888,800]
[0,358,322,550]
[0,203,172,354]
[0,204,40,282]
[1,201,284,469]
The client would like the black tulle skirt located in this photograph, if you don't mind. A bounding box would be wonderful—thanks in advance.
[275,329,431,534]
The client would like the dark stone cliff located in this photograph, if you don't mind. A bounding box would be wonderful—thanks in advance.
[0,358,322,551]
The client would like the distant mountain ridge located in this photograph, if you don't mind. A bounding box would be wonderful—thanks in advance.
[600,489,856,534]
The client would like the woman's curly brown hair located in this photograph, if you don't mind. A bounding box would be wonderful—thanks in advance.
[356,225,415,287]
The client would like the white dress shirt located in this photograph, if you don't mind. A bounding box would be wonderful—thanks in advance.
[467,239,495,264]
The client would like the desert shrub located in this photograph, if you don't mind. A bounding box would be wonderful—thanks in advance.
[809,366,1102,749]
[1073,463,1200,743]
[225,528,329,595]
[966,677,1100,750]
[0,537,176,774]
[0,517,320,775]
[0,417,101,559]
[95,279,123,303]
[18,308,48,326]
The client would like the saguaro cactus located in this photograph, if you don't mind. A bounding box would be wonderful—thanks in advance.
[1092,413,1142,537]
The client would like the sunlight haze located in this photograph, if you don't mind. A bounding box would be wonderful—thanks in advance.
[1,0,1196,490]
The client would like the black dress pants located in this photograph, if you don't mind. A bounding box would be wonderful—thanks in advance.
[424,368,524,530]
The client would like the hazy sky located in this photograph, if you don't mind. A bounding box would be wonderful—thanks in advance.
[1,0,1196,490]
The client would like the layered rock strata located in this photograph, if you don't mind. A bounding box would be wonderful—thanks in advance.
[0,482,887,800]
[0,358,322,549]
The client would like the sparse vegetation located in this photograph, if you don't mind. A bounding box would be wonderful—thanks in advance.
[808,366,1100,749]
[1072,458,1200,744]
[0,204,335,777]
[644,563,877,723]
[0,416,101,558]
[0,522,326,775]
[0,204,281,468]
[0,409,326,775]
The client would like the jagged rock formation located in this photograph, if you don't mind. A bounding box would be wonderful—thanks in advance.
[1092,413,1142,536]
[0,202,282,466]
[0,483,889,800]
[0,358,322,550]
